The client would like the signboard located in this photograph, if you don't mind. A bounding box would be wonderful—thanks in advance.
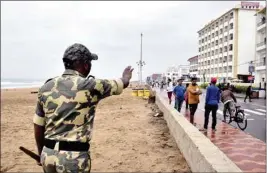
[248,76,255,81]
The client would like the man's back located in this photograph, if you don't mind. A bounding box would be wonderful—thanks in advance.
[206,85,220,105]
[221,89,236,103]
[35,69,123,143]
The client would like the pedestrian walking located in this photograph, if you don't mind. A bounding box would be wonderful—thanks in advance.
[200,78,220,132]
[187,77,202,125]
[173,78,186,112]
[166,78,174,104]
[244,86,252,102]
[33,43,133,173]
[185,83,189,110]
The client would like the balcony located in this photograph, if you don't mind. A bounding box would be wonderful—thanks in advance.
[256,40,266,52]
[256,61,266,71]
[257,18,266,31]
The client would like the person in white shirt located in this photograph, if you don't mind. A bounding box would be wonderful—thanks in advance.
[166,78,174,104]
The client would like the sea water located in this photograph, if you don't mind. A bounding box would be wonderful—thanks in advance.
[1,79,45,89]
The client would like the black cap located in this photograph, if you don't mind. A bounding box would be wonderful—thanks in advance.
[63,43,98,63]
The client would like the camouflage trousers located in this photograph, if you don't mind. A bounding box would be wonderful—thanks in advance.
[41,146,91,173]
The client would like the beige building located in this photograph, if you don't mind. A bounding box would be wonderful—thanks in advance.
[254,7,266,89]
[197,2,261,83]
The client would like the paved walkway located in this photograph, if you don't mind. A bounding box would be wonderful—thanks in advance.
[156,89,266,173]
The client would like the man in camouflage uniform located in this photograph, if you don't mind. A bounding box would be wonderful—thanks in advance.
[33,43,133,173]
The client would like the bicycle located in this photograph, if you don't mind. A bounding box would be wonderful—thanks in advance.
[224,101,247,130]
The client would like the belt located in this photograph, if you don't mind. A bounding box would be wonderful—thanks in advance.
[44,139,90,152]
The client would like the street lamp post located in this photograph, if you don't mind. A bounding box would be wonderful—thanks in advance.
[136,33,145,85]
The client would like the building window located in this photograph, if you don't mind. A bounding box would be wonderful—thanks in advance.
[220,57,223,63]
[212,24,215,29]
[212,42,215,47]
[229,55,233,62]
[205,45,207,49]
[215,59,218,64]
[224,56,227,62]
[212,51,214,56]
[219,48,223,53]
[208,43,210,48]
[208,35,211,40]
[205,53,207,57]
[229,44,233,51]
[215,49,218,54]
[216,31,219,36]
[212,33,215,38]
[224,67,227,72]
[216,22,219,27]
[208,52,210,57]
[224,36,228,41]
[228,66,232,72]
[199,48,201,52]
[220,29,223,34]
[208,60,210,65]
[220,38,223,43]
[225,15,228,20]
[202,39,204,43]
[229,33,233,40]
[205,37,207,41]
[215,40,218,45]
[224,25,228,31]
[230,23,233,29]
[219,67,222,73]
[224,46,227,52]
[230,12,233,19]
[202,47,204,51]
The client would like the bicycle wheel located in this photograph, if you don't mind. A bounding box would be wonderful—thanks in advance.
[236,110,247,130]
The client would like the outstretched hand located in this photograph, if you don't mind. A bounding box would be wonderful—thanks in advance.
[121,66,134,88]
[122,66,134,80]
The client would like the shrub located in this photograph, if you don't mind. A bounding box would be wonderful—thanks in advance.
[200,83,209,89]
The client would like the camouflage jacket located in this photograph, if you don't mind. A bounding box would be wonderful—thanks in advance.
[33,69,124,143]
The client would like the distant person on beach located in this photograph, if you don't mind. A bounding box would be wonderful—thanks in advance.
[33,43,133,173]
[187,77,202,125]
[166,78,173,104]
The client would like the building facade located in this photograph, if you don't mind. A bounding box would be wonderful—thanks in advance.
[188,55,199,78]
[178,65,190,81]
[254,7,266,89]
[165,65,179,81]
[197,2,261,83]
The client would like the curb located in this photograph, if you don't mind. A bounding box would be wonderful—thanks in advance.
[155,92,242,172]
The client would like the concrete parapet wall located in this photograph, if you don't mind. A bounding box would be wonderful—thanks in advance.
[155,92,242,172]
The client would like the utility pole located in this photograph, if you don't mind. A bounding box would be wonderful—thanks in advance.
[136,33,145,85]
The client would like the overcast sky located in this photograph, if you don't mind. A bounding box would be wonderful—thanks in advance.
[1,1,264,81]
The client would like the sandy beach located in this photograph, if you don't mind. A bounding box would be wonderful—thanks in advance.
[1,87,190,172]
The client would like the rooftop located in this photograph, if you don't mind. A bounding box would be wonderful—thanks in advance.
[188,55,198,62]
[197,2,261,33]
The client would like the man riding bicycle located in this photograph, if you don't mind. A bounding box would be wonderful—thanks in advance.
[221,86,237,122]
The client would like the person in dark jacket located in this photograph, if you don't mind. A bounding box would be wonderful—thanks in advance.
[244,86,252,102]
[200,77,220,132]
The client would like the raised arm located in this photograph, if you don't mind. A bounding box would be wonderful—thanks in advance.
[90,66,134,100]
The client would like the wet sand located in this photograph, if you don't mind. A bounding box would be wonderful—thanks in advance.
[1,88,190,172]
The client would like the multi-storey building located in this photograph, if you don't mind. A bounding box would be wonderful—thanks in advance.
[188,55,199,78]
[197,2,261,83]
[178,65,190,81]
[165,65,179,81]
[254,7,266,89]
